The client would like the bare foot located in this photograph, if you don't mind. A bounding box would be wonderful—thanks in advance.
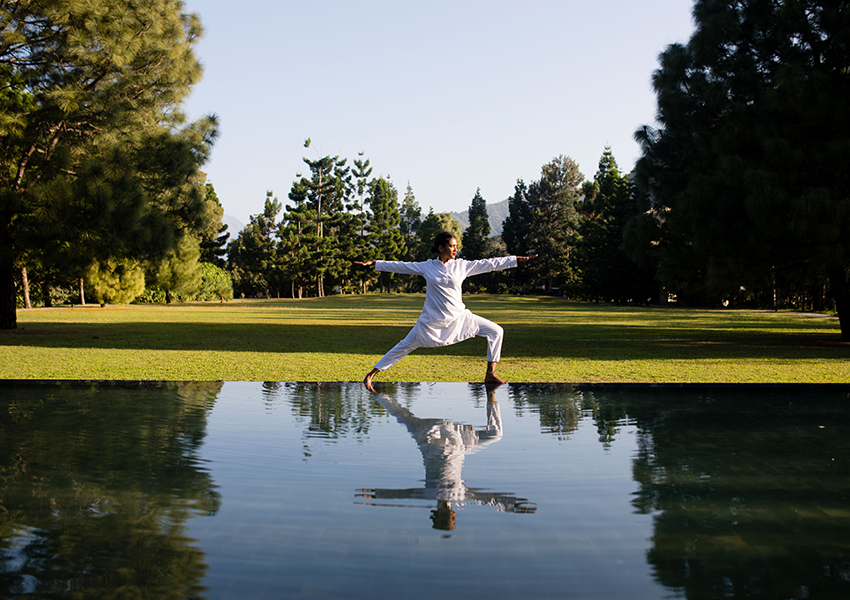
[363,369,379,393]
[484,372,507,387]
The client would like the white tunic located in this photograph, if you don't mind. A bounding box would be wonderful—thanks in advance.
[375,256,518,348]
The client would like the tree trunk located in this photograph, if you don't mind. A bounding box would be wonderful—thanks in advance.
[829,266,850,342]
[0,255,17,329]
[21,266,32,309]
[79,278,86,305]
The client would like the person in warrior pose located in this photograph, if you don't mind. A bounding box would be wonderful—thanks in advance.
[355,231,535,390]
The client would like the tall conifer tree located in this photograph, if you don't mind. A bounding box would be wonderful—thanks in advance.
[399,182,421,261]
[502,180,532,258]
[416,208,442,261]
[526,156,583,292]
[199,183,230,268]
[367,177,404,292]
[463,188,490,260]
[228,192,281,297]
[575,147,655,303]
[301,142,348,297]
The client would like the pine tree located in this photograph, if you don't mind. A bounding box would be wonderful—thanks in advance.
[399,182,422,261]
[279,180,316,298]
[574,147,656,303]
[151,234,202,304]
[526,156,583,292]
[367,177,405,292]
[502,180,532,257]
[416,208,442,261]
[228,192,281,298]
[86,259,146,305]
[199,183,230,268]
[352,153,373,216]
[435,214,464,252]
[301,142,349,297]
[0,0,218,328]
[463,188,490,260]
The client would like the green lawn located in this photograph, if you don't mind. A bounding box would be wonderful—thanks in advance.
[4,294,848,383]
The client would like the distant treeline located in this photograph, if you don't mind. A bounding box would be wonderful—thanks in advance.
[224,146,657,303]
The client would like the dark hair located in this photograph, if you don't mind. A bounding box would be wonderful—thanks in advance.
[431,231,456,254]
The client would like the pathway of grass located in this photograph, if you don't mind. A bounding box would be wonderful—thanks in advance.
[4,294,848,382]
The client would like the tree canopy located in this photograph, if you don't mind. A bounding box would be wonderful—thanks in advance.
[574,146,657,304]
[503,156,583,292]
[634,0,850,338]
[0,0,218,327]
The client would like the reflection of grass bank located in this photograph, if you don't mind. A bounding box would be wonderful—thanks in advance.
[5,295,848,382]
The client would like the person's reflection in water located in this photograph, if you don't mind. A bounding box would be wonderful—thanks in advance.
[357,386,536,530]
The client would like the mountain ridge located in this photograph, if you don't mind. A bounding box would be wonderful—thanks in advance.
[448,198,509,236]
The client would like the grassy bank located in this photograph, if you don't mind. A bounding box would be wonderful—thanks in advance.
[4,294,848,383]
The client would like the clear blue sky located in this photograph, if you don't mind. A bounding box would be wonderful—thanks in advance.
[181,0,696,225]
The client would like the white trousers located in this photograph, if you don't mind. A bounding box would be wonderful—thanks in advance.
[374,313,504,372]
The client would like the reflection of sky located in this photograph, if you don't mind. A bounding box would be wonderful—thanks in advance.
[189,382,661,599]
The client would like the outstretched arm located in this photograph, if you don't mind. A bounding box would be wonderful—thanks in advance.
[464,254,537,277]
[361,259,428,276]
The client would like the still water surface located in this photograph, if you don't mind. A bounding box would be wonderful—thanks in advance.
[1,381,849,599]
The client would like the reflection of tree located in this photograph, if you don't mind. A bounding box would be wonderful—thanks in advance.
[506,384,630,448]
[589,392,631,449]
[628,390,850,600]
[0,382,222,598]
[507,385,635,449]
[265,382,376,457]
[357,386,535,530]
[507,384,584,440]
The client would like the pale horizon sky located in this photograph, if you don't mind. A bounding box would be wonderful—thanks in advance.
[181,1,696,226]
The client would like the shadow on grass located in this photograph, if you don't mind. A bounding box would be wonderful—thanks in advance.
[3,319,847,362]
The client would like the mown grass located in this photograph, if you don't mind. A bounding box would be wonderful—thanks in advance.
[4,294,848,382]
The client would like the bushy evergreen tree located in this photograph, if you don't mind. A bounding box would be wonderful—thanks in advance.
[86,259,146,305]
[199,183,230,268]
[515,157,583,293]
[151,234,202,304]
[463,188,490,259]
[634,0,850,337]
[196,262,233,301]
[435,214,463,252]
[416,208,443,261]
[502,180,533,258]
[574,147,656,304]
[228,192,281,297]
